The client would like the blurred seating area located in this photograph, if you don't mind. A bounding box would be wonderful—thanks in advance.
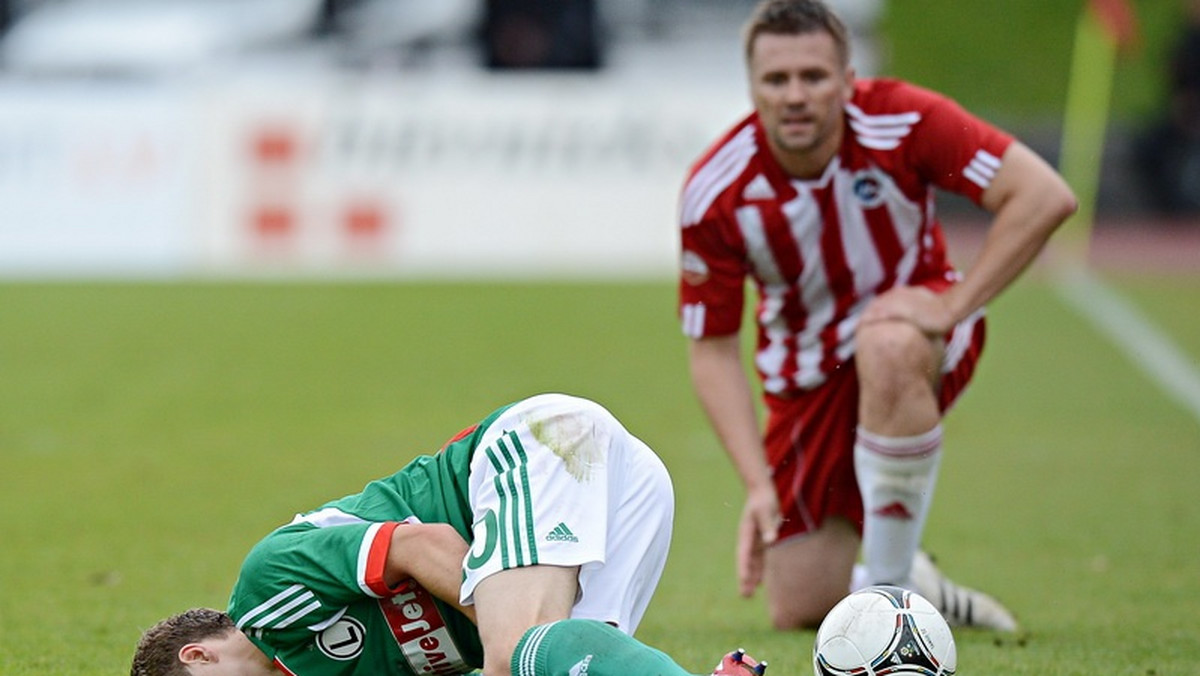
[0,0,744,75]
[0,0,894,75]
[0,0,1190,223]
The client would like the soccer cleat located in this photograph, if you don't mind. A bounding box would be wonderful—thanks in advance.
[712,649,767,676]
[910,550,1019,632]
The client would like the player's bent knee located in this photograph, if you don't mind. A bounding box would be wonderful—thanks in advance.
[764,521,859,630]
[856,320,927,361]
[855,321,937,381]
[767,592,840,630]
[765,565,853,630]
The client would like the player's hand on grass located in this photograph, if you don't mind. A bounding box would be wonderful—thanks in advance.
[736,486,780,597]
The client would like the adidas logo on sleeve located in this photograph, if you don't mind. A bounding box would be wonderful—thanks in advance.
[545,522,579,543]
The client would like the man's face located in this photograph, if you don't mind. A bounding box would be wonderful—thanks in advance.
[748,31,853,176]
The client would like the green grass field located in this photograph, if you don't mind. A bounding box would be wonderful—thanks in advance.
[1,274,1197,676]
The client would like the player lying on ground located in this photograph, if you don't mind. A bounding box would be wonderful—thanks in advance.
[130,393,766,676]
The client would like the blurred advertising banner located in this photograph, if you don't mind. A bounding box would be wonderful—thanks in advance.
[0,73,743,278]
[0,83,196,275]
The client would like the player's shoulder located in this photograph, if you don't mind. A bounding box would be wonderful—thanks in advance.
[680,112,763,225]
[235,519,308,580]
[227,528,298,621]
[846,78,972,152]
[850,77,956,114]
[686,112,760,177]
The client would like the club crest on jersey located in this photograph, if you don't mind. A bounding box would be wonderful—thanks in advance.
[851,170,885,208]
[317,616,366,661]
[681,249,710,285]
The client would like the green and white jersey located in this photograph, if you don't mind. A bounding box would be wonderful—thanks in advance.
[227,403,513,676]
[227,393,676,675]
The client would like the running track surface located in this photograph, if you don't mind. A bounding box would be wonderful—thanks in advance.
[944,217,1199,275]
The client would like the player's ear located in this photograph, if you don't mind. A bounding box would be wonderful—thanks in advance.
[179,642,215,665]
[843,65,856,97]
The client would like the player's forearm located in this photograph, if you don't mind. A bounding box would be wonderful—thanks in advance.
[688,337,772,492]
[386,522,477,622]
[947,213,1055,318]
[947,142,1077,320]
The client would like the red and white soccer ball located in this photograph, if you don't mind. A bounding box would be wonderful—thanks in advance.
[813,585,957,676]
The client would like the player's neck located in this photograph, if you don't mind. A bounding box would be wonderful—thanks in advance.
[770,132,842,180]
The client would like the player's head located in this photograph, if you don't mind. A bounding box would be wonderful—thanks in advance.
[130,608,272,676]
[741,0,855,176]
[131,608,232,676]
[742,0,851,68]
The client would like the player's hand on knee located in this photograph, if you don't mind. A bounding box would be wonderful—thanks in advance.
[861,286,956,336]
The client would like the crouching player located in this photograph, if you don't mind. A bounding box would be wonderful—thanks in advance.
[130,393,766,676]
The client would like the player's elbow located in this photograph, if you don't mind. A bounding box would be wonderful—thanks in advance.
[1030,175,1079,237]
[1048,181,1079,225]
[990,143,1079,231]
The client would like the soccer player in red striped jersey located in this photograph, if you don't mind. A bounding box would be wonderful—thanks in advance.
[678,0,1076,631]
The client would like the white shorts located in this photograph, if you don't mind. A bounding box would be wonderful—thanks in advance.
[458,393,674,634]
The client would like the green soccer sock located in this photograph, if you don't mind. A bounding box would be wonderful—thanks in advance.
[511,618,704,676]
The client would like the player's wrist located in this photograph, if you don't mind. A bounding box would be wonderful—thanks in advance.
[744,475,776,496]
[937,286,974,329]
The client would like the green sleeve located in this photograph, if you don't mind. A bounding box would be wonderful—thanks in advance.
[229,520,402,638]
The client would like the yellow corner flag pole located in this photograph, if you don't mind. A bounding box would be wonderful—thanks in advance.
[1056,0,1138,271]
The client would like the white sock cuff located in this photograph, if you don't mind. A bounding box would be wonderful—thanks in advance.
[849,563,871,592]
[855,425,943,459]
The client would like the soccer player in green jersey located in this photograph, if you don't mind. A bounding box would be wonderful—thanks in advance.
[130,393,765,676]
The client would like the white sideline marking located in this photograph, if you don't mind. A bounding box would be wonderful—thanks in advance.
[1053,267,1200,427]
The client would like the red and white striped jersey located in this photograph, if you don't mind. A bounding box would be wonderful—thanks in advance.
[678,78,1013,395]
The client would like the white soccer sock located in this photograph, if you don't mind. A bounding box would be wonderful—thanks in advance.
[854,425,943,587]
[849,563,871,592]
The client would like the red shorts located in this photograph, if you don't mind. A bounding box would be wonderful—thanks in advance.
[764,313,986,540]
